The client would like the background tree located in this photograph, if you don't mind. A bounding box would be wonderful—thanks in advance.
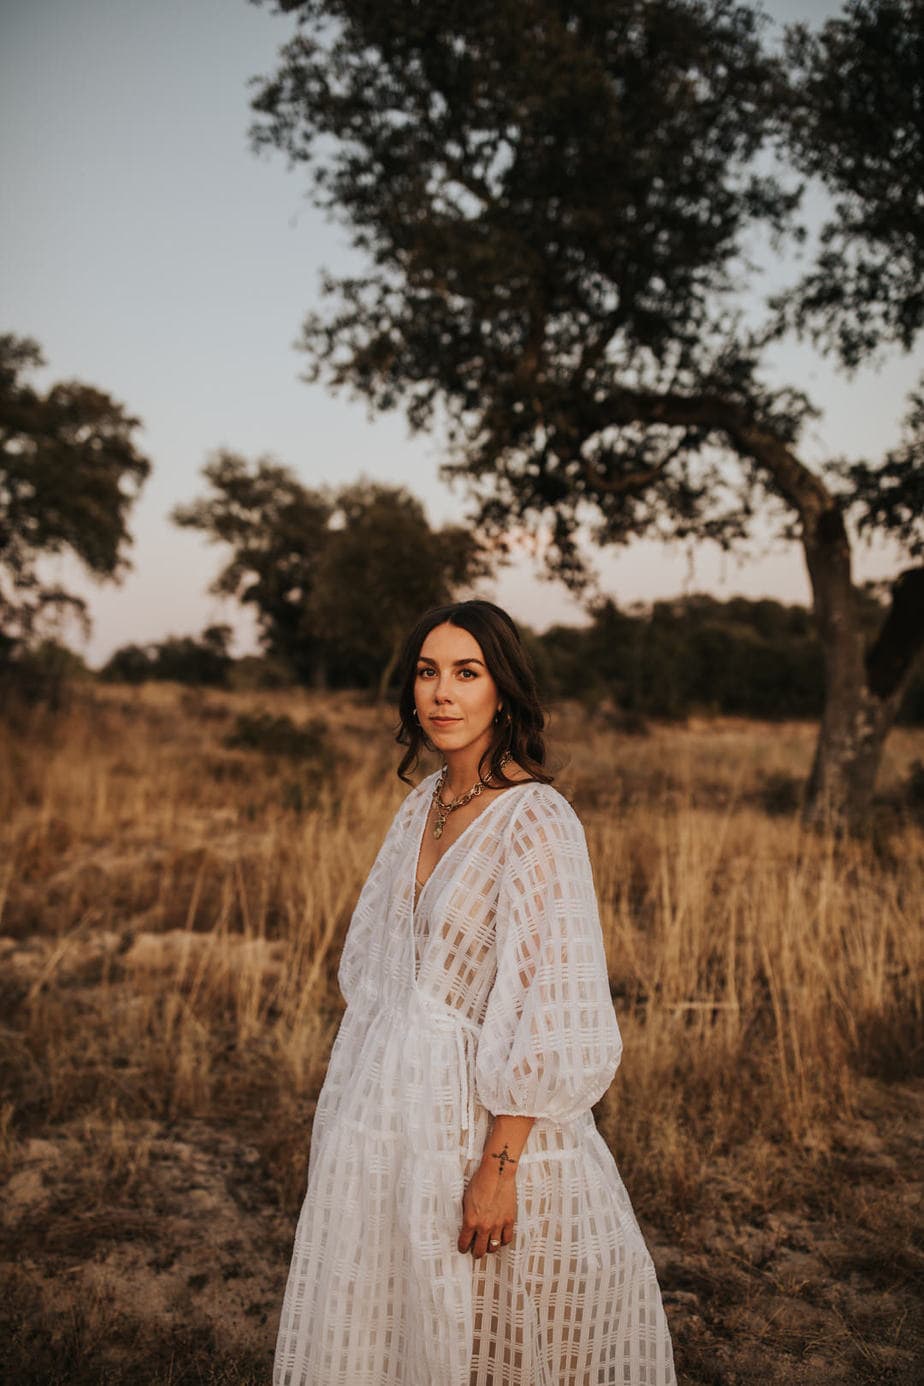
[100,624,234,687]
[310,481,492,697]
[0,332,150,665]
[172,450,334,685]
[536,593,829,721]
[174,457,491,690]
[250,0,923,826]
[778,0,924,814]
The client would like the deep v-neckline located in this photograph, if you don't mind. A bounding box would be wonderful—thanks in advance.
[410,773,533,923]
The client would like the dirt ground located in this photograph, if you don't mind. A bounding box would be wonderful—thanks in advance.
[2,917,921,1384]
[654,1078,924,1384]
[2,693,922,1382]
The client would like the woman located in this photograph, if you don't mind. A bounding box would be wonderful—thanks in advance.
[273,600,676,1386]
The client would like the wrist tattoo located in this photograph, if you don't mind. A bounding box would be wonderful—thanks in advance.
[490,1143,517,1176]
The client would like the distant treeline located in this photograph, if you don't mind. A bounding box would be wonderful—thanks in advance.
[530,594,924,723]
[91,592,923,726]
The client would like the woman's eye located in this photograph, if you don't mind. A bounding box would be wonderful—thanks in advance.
[416,665,477,678]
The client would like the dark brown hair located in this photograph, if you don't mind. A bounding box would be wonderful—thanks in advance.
[395,599,552,787]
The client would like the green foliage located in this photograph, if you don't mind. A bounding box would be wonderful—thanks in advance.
[250,0,924,822]
[248,1,923,572]
[100,626,233,687]
[224,710,329,761]
[310,481,493,695]
[0,333,150,656]
[781,0,924,368]
[831,388,924,558]
[89,589,922,724]
[534,592,924,723]
[0,638,90,711]
[173,459,493,690]
[172,451,332,683]
[99,643,153,684]
[228,655,297,691]
[250,0,801,574]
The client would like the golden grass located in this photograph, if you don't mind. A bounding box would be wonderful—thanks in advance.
[2,687,922,1193]
[1,683,922,1382]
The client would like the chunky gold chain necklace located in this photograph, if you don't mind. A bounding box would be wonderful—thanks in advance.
[431,754,512,839]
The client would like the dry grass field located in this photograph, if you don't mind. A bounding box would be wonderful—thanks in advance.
[1,682,922,1384]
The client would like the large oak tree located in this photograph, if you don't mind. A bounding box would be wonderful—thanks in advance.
[250,0,923,824]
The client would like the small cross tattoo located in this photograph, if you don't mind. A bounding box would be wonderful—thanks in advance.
[491,1143,517,1176]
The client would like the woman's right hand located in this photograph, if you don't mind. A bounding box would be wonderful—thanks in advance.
[457,1160,517,1258]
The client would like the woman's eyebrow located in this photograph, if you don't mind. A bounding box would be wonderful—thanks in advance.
[417,656,486,667]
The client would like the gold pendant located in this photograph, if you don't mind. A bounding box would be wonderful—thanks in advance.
[434,819,444,839]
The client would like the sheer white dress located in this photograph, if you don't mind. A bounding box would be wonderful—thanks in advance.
[273,772,676,1386]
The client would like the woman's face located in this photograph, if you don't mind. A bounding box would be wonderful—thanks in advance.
[414,622,502,761]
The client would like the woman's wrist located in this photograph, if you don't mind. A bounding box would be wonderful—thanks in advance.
[479,1113,536,1176]
[479,1139,519,1179]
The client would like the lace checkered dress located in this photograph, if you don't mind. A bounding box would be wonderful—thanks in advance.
[273,774,676,1385]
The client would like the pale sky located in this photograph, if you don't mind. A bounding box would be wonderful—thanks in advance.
[1,0,919,665]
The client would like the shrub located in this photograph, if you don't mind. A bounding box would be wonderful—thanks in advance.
[223,712,329,761]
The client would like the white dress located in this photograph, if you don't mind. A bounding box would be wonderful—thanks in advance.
[273,772,676,1386]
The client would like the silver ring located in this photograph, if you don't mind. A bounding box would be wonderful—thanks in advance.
[489,1238,500,1248]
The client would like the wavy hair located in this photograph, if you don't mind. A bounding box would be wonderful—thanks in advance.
[395,599,552,787]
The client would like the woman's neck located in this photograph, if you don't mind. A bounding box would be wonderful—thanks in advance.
[441,742,495,799]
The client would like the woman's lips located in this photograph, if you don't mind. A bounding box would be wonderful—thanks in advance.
[430,716,461,725]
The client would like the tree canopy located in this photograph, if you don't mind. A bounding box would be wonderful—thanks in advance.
[101,625,234,687]
[0,333,150,659]
[250,0,924,821]
[173,456,491,689]
[172,450,332,683]
[310,480,493,694]
[781,0,924,368]
[252,0,806,575]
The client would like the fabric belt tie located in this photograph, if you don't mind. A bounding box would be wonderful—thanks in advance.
[417,995,479,1165]
[454,1024,477,1165]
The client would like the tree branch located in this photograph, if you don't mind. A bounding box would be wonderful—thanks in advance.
[580,432,687,496]
[601,387,832,520]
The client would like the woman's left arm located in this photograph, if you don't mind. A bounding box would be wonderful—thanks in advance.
[459,789,623,1256]
[473,789,623,1124]
[457,1113,535,1258]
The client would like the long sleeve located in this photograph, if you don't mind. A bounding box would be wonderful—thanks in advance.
[474,787,623,1123]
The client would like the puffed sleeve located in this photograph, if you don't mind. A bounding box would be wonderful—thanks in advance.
[474,786,623,1122]
[337,782,424,1005]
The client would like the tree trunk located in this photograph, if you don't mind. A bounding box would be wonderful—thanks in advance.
[799,492,874,827]
[722,418,922,829]
[792,447,924,828]
[602,390,924,829]
[376,638,401,702]
[804,565,924,828]
[805,645,904,829]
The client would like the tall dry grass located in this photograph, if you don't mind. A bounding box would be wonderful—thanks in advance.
[1,682,920,1225]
